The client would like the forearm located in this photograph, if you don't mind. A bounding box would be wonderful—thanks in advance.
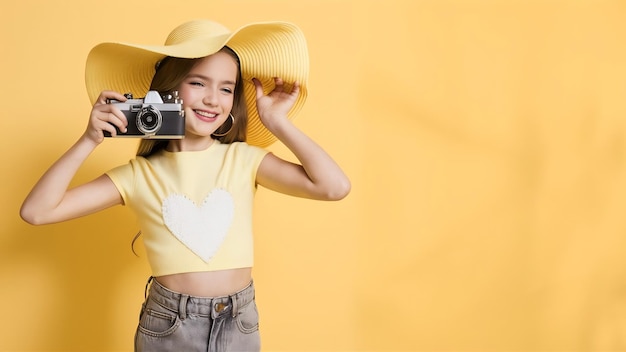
[253,77,350,200]
[20,134,98,224]
[270,119,351,199]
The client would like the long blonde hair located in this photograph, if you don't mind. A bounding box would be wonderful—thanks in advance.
[136,46,248,157]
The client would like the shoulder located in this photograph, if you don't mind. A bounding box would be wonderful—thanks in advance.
[225,141,265,151]
[222,141,269,158]
[106,154,152,175]
[219,142,270,173]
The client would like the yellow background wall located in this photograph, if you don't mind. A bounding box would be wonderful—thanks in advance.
[2,0,626,351]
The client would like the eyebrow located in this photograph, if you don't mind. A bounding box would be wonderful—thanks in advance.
[187,73,236,86]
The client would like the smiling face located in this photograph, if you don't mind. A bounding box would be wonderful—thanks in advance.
[138,48,247,155]
[177,51,239,141]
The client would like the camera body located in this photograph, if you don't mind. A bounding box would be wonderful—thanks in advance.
[106,91,185,139]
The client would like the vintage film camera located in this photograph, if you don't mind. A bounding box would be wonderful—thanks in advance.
[105,90,185,139]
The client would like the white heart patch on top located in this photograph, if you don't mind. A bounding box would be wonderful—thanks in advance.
[162,189,234,262]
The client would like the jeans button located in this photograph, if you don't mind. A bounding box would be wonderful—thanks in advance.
[215,303,227,312]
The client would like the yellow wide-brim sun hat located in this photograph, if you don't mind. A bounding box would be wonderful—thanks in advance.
[85,20,309,147]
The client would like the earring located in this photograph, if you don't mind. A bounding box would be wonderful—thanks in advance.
[212,114,235,137]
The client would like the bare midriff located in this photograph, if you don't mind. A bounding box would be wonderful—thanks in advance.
[154,267,253,297]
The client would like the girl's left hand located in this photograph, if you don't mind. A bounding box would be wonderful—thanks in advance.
[252,77,300,130]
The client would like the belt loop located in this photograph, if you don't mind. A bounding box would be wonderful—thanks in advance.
[230,293,238,318]
[144,276,153,299]
[211,299,218,319]
[179,294,189,320]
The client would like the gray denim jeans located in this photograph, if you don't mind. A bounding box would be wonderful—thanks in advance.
[134,277,260,352]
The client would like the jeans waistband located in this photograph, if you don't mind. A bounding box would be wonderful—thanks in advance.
[145,277,255,320]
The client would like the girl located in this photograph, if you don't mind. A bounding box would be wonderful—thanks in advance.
[20,19,350,351]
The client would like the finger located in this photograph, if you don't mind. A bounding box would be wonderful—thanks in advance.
[96,90,127,106]
[93,106,128,134]
[86,115,118,141]
[106,108,129,133]
[252,78,265,99]
[289,81,300,97]
[99,118,120,137]
[273,77,285,93]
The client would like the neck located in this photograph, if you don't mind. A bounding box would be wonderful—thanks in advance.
[166,137,216,152]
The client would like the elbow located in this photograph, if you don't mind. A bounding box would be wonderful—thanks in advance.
[20,208,37,225]
[324,178,351,201]
[20,205,45,226]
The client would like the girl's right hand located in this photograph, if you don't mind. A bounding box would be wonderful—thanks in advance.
[84,90,129,144]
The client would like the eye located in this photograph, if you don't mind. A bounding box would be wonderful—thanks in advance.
[221,87,233,94]
[190,81,205,87]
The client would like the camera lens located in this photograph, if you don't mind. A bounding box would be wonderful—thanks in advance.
[136,105,162,135]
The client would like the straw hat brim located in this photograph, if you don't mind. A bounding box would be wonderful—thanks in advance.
[85,20,309,147]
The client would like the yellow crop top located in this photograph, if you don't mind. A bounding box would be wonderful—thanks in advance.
[105,141,269,276]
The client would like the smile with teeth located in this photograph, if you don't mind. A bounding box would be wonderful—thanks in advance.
[195,110,218,118]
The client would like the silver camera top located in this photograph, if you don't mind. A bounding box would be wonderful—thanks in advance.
[114,90,182,105]
[160,91,183,104]
[143,90,164,104]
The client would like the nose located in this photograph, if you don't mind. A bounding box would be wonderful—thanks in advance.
[202,88,218,106]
